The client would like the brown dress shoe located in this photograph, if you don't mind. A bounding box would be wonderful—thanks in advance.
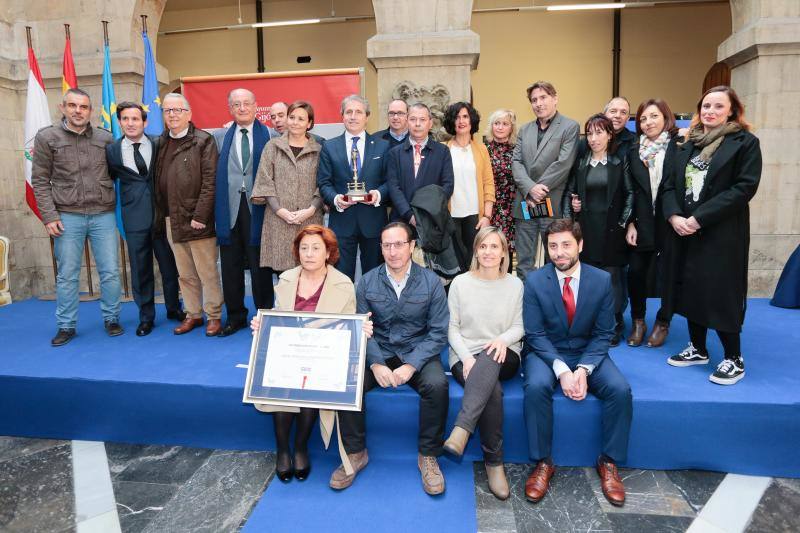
[627,319,647,347]
[596,459,625,506]
[205,319,222,337]
[524,461,555,503]
[173,317,203,335]
[418,454,445,495]
[646,321,669,348]
[329,449,369,490]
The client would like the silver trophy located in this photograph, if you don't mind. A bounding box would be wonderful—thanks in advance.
[343,144,371,203]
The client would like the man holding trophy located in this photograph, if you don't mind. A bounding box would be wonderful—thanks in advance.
[317,95,391,281]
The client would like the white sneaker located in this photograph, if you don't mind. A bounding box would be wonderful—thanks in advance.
[709,357,745,385]
[667,343,709,367]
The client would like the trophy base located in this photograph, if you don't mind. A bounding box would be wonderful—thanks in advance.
[343,193,373,203]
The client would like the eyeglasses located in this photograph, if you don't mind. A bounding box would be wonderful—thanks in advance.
[380,241,409,251]
[163,108,189,115]
[230,102,255,109]
[388,111,407,117]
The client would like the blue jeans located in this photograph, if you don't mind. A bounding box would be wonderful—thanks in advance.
[53,212,121,329]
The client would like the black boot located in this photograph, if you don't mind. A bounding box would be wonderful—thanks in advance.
[610,313,624,347]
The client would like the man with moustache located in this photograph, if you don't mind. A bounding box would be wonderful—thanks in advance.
[317,94,389,281]
[213,88,275,337]
[106,101,184,336]
[521,218,632,507]
[512,81,580,280]
[32,88,122,346]
[374,99,409,149]
[155,93,223,337]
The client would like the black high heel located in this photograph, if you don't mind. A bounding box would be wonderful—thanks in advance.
[294,448,311,480]
[276,450,294,482]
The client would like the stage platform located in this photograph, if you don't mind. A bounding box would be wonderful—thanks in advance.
[0,297,798,478]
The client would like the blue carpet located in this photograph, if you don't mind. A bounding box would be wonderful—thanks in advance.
[242,451,476,533]
[0,298,799,477]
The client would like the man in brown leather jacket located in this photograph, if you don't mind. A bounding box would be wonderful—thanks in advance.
[32,88,123,346]
[154,93,223,336]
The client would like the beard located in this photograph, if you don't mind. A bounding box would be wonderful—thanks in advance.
[552,254,579,272]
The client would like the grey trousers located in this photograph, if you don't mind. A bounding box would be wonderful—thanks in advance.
[515,217,552,281]
[451,349,520,465]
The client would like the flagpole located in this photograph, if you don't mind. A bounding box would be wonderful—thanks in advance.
[64,23,70,41]
[101,20,132,301]
[27,26,59,288]
[141,14,148,34]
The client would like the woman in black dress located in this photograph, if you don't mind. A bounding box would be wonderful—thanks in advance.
[562,114,634,346]
[625,99,679,348]
[662,86,761,385]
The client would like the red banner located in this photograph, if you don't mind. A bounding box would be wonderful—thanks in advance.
[181,68,362,131]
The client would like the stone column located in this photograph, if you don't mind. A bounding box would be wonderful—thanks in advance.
[0,0,167,300]
[367,0,479,137]
[718,1,800,297]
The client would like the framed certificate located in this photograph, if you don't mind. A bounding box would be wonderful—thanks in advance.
[242,310,368,411]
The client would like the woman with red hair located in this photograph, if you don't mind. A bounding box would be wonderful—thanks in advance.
[250,225,372,481]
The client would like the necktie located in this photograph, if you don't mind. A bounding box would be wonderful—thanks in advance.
[562,277,576,327]
[240,128,250,170]
[132,142,148,176]
[351,136,361,175]
[413,143,422,177]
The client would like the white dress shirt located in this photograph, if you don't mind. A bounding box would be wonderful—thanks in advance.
[121,135,152,174]
[551,263,596,378]
[169,127,189,139]
[334,130,381,210]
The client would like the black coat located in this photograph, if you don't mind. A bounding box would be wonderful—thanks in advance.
[627,137,679,252]
[562,152,634,267]
[661,129,762,332]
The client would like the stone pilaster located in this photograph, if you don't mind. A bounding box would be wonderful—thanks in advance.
[367,0,479,135]
[719,0,800,296]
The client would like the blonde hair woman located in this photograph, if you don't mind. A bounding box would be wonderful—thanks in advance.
[442,226,523,500]
[484,109,518,272]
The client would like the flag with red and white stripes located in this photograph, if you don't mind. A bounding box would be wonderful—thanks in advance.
[23,45,51,220]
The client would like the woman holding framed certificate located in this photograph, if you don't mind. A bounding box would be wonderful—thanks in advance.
[249,225,369,481]
[442,227,524,500]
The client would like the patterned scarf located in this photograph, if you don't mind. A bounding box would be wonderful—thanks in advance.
[638,131,671,168]
[679,122,741,163]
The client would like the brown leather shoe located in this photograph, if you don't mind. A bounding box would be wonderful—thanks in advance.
[205,318,222,337]
[646,321,669,348]
[485,463,510,500]
[418,454,445,495]
[173,317,203,335]
[524,460,555,503]
[596,458,625,506]
[329,449,369,490]
[627,319,647,347]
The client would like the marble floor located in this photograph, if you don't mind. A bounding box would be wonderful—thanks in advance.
[1,435,797,533]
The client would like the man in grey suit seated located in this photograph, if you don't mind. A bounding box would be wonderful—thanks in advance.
[512,80,579,280]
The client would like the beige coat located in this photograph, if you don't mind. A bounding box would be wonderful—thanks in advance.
[251,134,323,271]
[255,265,359,473]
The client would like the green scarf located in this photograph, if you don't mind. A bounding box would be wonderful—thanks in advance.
[679,122,741,163]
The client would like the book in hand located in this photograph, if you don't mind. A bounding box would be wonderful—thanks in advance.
[520,197,554,220]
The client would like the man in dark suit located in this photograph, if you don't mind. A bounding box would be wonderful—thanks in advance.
[386,102,454,226]
[317,95,389,281]
[106,101,184,336]
[522,218,632,507]
[373,99,409,149]
[213,88,276,337]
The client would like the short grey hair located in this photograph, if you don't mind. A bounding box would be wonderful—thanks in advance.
[603,96,630,114]
[227,88,256,106]
[387,99,408,112]
[340,94,370,116]
[62,88,92,106]
[408,102,431,118]
[163,92,191,111]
